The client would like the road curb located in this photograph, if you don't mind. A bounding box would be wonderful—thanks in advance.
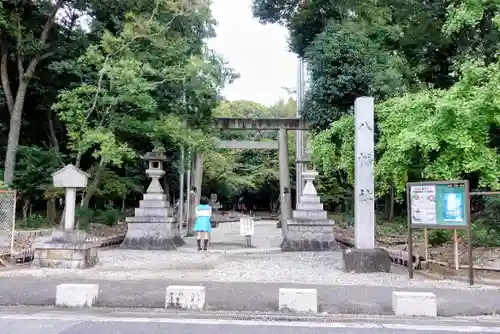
[1,305,500,327]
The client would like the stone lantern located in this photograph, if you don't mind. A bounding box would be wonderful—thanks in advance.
[121,148,185,250]
[143,148,167,194]
[281,169,337,252]
[32,164,99,269]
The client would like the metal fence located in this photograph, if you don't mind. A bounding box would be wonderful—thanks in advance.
[0,190,16,256]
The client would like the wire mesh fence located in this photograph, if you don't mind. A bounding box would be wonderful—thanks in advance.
[0,190,16,256]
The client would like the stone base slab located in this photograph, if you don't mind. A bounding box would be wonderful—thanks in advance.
[281,221,337,251]
[342,248,391,273]
[121,222,184,250]
[32,241,99,269]
[281,238,337,251]
[50,230,88,243]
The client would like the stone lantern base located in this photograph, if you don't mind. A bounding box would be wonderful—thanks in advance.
[32,230,99,269]
[121,193,184,250]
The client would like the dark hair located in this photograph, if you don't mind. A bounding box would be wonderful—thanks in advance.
[200,196,209,205]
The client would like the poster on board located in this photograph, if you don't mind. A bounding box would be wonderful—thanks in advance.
[410,185,437,225]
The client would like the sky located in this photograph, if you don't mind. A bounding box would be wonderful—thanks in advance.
[206,0,298,106]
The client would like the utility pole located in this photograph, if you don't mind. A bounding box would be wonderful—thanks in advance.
[296,58,306,207]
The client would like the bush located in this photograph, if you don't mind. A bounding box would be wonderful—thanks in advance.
[75,206,120,229]
[24,214,48,229]
[97,209,120,226]
[428,230,451,247]
[471,195,500,247]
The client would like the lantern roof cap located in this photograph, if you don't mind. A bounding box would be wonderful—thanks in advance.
[142,148,166,161]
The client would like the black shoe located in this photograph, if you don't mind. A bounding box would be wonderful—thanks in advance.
[203,239,208,251]
[196,239,202,251]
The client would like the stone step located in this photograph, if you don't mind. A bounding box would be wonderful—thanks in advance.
[139,200,169,208]
[126,216,176,223]
[296,203,324,211]
[134,207,174,217]
[298,195,320,204]
[292,210,327,220]
[143,193,167,201]
[287,219,335,226]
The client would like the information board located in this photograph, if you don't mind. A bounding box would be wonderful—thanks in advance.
[408,181,469,229]
[406,180,473,286]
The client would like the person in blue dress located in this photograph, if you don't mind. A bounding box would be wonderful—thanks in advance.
[194,196,212,251]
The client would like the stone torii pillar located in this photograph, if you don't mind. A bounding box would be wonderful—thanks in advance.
[278,128,292,235]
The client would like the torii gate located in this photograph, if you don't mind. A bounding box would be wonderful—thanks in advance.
[178,117,311,235]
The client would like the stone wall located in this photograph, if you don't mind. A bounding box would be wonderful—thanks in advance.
[33,243,98,269]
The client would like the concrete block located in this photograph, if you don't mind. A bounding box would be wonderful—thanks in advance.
[165,285,206,310]
[392,291,437,317]
[279,288,317,313]
[56,284,99,308]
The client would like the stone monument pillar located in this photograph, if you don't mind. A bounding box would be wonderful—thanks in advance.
[342,97,391,273]
[281,170,337,251]
[32,164,99,269]
[122,149,184,250]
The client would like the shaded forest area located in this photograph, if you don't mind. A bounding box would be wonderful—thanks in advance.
[0,0,299,232]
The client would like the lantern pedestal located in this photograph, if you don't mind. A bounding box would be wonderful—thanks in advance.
[281,170,337,251]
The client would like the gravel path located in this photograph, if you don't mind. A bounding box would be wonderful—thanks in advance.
[1,249,498,290]
[2,220,498,290]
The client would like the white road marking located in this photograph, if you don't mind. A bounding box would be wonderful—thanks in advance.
[0,313,499,332]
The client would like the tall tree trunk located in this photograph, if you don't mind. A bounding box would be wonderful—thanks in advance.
[22,196,29,223]
[76,158,106,229]
[4,82,28,185]
[47,197,56,224]
[388,185,395,222]
[47,109,60,155]
[82,161,105,209]
[187,154,197,236]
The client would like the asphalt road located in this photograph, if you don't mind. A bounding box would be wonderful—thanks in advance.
[1,277,500,316]
[1,314,500,334]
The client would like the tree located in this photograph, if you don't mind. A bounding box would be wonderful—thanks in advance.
[0,0,89,185]
[312,60,500,201]
[376,60,500,197]
[53,0,231,213]
[302,21,409,130]
[253,0,500,131]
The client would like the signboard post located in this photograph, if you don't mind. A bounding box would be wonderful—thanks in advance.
[240,217,255,248]
[407,180,473,285]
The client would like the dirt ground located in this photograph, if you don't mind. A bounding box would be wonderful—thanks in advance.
[333,222,500,281]
[12,223,128,251]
